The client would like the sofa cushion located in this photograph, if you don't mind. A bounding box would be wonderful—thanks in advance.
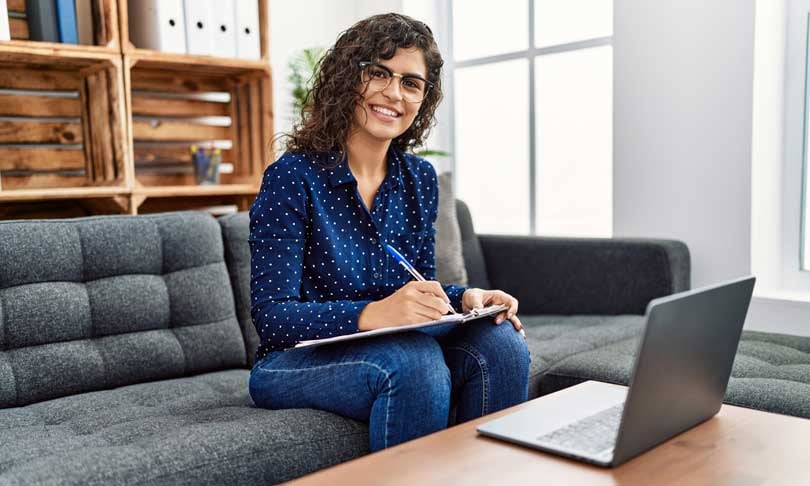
[521,314,645,398]
[0,369,368,485]
[435,173,468,286]
[0,212,246,408]
[219,212,259,368]
[524,317,810,419]
[456,200,490,290]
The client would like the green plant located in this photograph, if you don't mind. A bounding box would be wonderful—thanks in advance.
[288,47,326,113]
[412,149,450,157]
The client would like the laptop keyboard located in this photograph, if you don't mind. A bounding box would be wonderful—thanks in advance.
[535,403,624,455]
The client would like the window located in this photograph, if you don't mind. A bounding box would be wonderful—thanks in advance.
[450,0,613,236]
[802,11,810,271]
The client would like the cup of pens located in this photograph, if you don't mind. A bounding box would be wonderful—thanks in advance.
[190,145,221,185]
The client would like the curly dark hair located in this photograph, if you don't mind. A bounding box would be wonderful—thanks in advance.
[280,13,444,166]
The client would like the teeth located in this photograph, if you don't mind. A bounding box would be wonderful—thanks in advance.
[372,105,398,117]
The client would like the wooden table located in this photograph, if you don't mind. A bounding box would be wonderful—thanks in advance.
[288,381,810,486]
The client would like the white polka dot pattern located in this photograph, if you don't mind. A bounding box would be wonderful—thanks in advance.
[248,148,468,359]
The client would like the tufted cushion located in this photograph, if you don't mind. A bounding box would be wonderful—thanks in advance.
[0,369,368,485]
[0,212,246,408]
[523,316,810,419]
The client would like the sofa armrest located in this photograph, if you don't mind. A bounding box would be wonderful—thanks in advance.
[478,235,690,315]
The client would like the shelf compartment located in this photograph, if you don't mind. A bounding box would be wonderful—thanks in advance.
[0,56,128,193]
[117,0,269,63]
[125,55,273,191]
[4,0,120,50]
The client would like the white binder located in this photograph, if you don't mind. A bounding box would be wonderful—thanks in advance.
[127,0,186,54]
[235,0,261,60]
[183,0,213,56]
[210,0,236,58]
[0,0,10,42]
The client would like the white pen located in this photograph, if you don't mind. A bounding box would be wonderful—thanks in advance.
[384,243,458,315]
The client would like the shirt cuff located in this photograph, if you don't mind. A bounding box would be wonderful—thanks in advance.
[343,300,374,333]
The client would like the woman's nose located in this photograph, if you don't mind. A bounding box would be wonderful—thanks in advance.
[382,78,403,101]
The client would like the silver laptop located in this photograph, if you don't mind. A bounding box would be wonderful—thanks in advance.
[477,276,755,467]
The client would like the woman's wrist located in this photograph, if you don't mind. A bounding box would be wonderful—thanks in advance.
[357,301,379,331]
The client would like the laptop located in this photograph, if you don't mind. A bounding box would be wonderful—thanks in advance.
[476,275,755,467]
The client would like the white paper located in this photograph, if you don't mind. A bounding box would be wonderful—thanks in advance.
[294,305,507,349]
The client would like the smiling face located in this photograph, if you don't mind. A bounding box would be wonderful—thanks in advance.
[352,47,428,144]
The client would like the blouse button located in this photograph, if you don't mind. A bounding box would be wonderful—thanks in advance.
[369,236,377,245]
[373,272,381,279]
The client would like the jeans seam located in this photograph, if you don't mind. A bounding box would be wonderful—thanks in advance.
[447,344,489,416]
[253,360,393,448]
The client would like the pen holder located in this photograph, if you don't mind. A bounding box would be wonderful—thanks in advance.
[191,147,221,185]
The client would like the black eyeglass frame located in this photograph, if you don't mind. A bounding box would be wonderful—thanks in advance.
[358,61,435,102]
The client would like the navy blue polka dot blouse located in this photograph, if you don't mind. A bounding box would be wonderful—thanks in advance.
[249,147,468,360]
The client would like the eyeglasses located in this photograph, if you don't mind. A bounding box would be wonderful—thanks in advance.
[359,61,434,103]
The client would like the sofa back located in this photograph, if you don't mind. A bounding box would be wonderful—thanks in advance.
[0,212,246,408]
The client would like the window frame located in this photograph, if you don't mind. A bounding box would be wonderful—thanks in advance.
[447,0,613,235]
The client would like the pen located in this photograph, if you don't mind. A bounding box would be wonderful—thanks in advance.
[385,243,458,315]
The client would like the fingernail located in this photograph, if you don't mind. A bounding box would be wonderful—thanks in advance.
[520,329,526,338]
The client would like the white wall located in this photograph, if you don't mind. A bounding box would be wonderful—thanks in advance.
[613,0,755,289]
[615,0,810,336]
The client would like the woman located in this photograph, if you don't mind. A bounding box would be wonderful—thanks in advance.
[248,13,530,452]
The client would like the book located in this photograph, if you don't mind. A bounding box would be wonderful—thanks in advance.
[75,0,94,45]
[25,0,59,42]
[294,304,508,349]
[0,0,9,41]
[54,0,78,44]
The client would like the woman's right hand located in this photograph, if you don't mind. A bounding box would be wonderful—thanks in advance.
[358,281,452,331]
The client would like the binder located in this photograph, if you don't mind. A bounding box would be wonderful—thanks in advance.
[128,0,186,54]
[183,0,212,56]
[54,0,78,44]
[25,0,59,42]
[0,0,9,42]
[235,0,260,60]
[75,0,94,45]
[210,0,236,58]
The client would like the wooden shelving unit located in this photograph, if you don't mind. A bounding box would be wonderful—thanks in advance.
[0,0,272,218]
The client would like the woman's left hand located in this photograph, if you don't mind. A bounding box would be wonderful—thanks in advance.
[461,288,524,335]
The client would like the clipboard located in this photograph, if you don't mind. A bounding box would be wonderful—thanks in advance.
[294,304,509,349]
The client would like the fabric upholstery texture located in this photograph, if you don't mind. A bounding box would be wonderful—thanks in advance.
[523,317,810,419]
[478,235,690,315]
[0,212,246,408]
[3,202,808,485]
[435,172,468,286]
[219,213,259,368]
[0,369,368,485]
[455,200,490,290]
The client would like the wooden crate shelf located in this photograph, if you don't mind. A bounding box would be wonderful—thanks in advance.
[0,56,127,194]
[125,57,272,189]
[0,0,272,218]
[4,0,120,50]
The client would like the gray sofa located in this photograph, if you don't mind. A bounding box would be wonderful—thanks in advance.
[1,204,808,484]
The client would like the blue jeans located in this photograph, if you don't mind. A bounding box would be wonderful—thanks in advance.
[249,318,531,452]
